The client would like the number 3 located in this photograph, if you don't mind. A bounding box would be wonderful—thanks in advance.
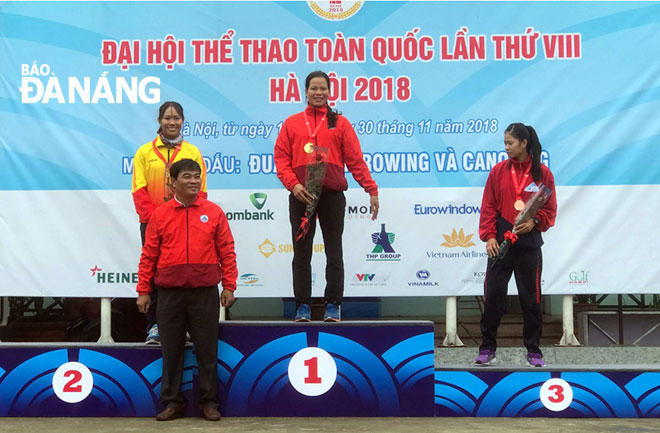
[548,384,564,403]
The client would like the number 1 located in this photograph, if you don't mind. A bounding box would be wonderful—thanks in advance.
[304,357,322,384]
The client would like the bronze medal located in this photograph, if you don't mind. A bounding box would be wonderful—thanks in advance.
[514,199,525,211]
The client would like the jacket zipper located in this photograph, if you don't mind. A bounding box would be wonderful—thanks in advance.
[186,207,190,264]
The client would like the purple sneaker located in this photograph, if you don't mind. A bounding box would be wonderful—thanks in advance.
[526,353,545,367]
[474,349,497,365]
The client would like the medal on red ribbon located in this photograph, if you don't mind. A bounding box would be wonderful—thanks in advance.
[510,162,530,211]
[152,137,182,201]
[302,110,325,154]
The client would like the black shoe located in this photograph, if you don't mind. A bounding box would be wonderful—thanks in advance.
[202,407,221,421]
[156,407,184,421]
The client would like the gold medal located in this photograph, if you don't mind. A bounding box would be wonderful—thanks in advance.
[304,142,314,154]
[514,199,525,211]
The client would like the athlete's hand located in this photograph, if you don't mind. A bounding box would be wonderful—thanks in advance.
[370,195,379,220]
[514,218,536,234]
[486,238,499,258]
[136,294,151,314]
[292,184,314,205]
[221,289,235,308]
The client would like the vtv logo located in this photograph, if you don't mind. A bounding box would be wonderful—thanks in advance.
[356,273,375,282]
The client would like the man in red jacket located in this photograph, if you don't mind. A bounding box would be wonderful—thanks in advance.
[136,159,237,421]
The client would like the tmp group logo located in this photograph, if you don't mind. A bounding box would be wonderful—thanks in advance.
[366,224,401,262]
[227,192,274,222]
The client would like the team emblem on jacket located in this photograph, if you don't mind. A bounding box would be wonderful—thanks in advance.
[200,214,209,223]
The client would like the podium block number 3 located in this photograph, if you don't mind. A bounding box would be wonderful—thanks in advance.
[52,362,94,403]
[288,347,337,396]
[540,378,573,412]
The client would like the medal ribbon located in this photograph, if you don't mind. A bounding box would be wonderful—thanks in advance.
[302,110,326,143]
[510,162,531,203]
[152,137,182,168]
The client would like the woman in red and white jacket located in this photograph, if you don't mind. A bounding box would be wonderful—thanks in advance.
[475,123,557,367]
[274,71,379,322]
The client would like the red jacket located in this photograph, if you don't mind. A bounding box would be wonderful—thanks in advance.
[274,105,378,196]
[137,196,237,295]
[479,156,557,243]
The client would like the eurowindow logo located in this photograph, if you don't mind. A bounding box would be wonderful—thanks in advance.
[413,203,480,216]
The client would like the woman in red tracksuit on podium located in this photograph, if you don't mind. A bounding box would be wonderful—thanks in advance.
[475,123,557,367]
[274,71,379,323]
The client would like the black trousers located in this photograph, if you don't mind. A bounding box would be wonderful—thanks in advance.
[289,190,346,306]
[140,222,158,331]
[480,246,543,355]
[157,286,219,410]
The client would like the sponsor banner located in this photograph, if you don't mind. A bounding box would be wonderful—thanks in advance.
[2,2,660,296]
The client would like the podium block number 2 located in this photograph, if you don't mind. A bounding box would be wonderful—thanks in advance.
[52,362,94,403]
[288,347,337,396]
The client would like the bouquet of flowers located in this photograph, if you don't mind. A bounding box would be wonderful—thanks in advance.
[296,145,328,241]
[488,184,553,269]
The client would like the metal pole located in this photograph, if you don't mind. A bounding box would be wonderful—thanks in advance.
[617,294,624,345]
[442,296,465,347]
[558,295,580,346]
[97,298,114,343]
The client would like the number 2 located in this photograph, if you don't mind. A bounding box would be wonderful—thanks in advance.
[63,370,83,393]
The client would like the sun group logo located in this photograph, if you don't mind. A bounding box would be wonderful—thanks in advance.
[90,265,138,284]
[569,271,590,285]
[258,239,276,259]
[413,203,481,216]
[366,224,401,261]
[227,192,274,222]
[441,228,476,248]
[347,203,371,221]
[408,269,439,287]
[350,273,390,286]
[307,1,363,21]
[238,273,262,287]
[258,238,325,259]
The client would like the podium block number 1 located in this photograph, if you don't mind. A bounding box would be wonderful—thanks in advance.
[288,347,337,396]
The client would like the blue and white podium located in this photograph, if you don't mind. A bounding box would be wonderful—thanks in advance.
[0,321,435,417]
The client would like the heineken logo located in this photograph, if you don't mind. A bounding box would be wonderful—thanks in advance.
[250,192,267,210]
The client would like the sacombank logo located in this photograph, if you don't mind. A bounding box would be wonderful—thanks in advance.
[307,1,363,21]
[227,192,274,221]
[250,193,267,210]
[441,228,476,248]
[366,224,401,261]
[258,239,276,258]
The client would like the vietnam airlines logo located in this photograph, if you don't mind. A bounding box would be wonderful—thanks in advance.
[441,228,476,248]
[250,192,267,210]
[258,238,276,259]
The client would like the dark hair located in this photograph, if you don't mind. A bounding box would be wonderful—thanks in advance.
[505,122,542,182]
[157,101,184,134]
[170,158,201,180]
[305,71,340,129]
